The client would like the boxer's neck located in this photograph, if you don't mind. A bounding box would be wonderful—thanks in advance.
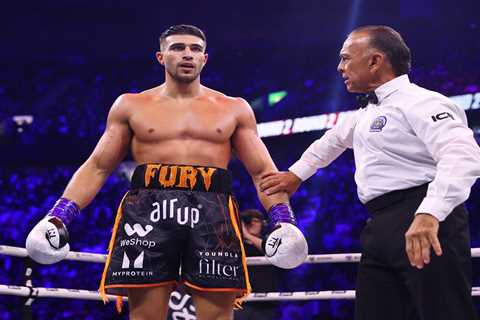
[164,77,202,99]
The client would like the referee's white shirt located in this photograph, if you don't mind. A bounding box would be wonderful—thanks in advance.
[289,75,480,221]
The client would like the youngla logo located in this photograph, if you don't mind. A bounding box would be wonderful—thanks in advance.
[124,223,153,237]
[199,251,239,258]
[122,251,144,269]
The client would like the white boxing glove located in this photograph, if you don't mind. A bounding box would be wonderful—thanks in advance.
[26,198,79,264]
[26,217,70,264]
[263,204,308,269]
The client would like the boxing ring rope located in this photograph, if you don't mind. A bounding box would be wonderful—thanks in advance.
[2,244,480,303]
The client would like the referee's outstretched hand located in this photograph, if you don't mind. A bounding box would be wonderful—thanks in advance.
[259,171,302,197]
[405,213,442,269]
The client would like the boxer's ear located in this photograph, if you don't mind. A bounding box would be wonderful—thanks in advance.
[156,51,165,66]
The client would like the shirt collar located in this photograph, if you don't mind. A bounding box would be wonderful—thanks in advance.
[374,74,410,103]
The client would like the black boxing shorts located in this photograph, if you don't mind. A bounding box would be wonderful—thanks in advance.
[99,164,251,306]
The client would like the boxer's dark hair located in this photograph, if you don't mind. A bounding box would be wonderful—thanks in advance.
[159,24,206,50]
[352,25,411,76]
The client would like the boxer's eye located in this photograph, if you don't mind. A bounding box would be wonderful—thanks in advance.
[170,44,185,51]
[190,45,203,52]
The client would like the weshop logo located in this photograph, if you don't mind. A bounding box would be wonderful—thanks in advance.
[124,223,153,237]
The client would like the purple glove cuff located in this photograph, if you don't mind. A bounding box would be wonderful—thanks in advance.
[47,198,81,226]
[268,203,296,228]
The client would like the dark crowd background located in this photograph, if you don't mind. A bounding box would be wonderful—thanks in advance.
[1,1,480,319]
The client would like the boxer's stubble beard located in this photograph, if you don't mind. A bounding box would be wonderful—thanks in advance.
[168,65,202,83]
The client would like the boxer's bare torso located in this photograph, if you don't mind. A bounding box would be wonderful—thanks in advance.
[122,85,243,168]
[62,81,268,209]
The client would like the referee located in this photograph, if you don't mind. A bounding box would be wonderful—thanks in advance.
[260,25,480,320]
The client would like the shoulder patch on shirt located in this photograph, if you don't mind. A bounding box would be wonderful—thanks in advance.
[431,112,454,122]
[369,116,387,132]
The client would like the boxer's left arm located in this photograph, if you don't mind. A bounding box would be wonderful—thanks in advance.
[232,98,308,268]
[231,98,289,209]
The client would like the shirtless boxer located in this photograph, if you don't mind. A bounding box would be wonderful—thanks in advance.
[25,25,307,320]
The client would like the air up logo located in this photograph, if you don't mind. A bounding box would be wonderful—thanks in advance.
[122,251,144,269]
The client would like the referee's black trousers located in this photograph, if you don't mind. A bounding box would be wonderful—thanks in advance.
[355,184,478,320]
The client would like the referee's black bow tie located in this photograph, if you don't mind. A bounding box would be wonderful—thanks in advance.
[356,92,378,108]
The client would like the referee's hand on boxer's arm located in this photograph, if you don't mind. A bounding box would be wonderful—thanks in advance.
[259,171,302,197]
[405,213,443,269]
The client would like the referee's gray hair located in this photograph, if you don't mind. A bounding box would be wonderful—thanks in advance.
[351,25,411,76]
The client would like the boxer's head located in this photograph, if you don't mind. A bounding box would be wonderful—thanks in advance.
[156,24,208,83]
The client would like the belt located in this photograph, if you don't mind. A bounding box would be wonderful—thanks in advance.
[365,183,429,214]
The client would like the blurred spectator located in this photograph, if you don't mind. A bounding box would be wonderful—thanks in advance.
[235,209,281,320]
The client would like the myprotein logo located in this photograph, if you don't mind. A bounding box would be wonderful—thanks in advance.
[150,199,200,228]
[112,270,153,278]
[124,223,153,237]
[122,251,144,269]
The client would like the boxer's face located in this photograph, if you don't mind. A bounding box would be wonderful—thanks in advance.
[156,34,208,83]
[337,32,377,93]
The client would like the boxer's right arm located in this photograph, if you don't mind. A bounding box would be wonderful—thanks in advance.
[62,94,133,208]
[26,95,133,264]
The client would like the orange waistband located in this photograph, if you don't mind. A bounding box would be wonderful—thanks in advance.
[130,163,232,194]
